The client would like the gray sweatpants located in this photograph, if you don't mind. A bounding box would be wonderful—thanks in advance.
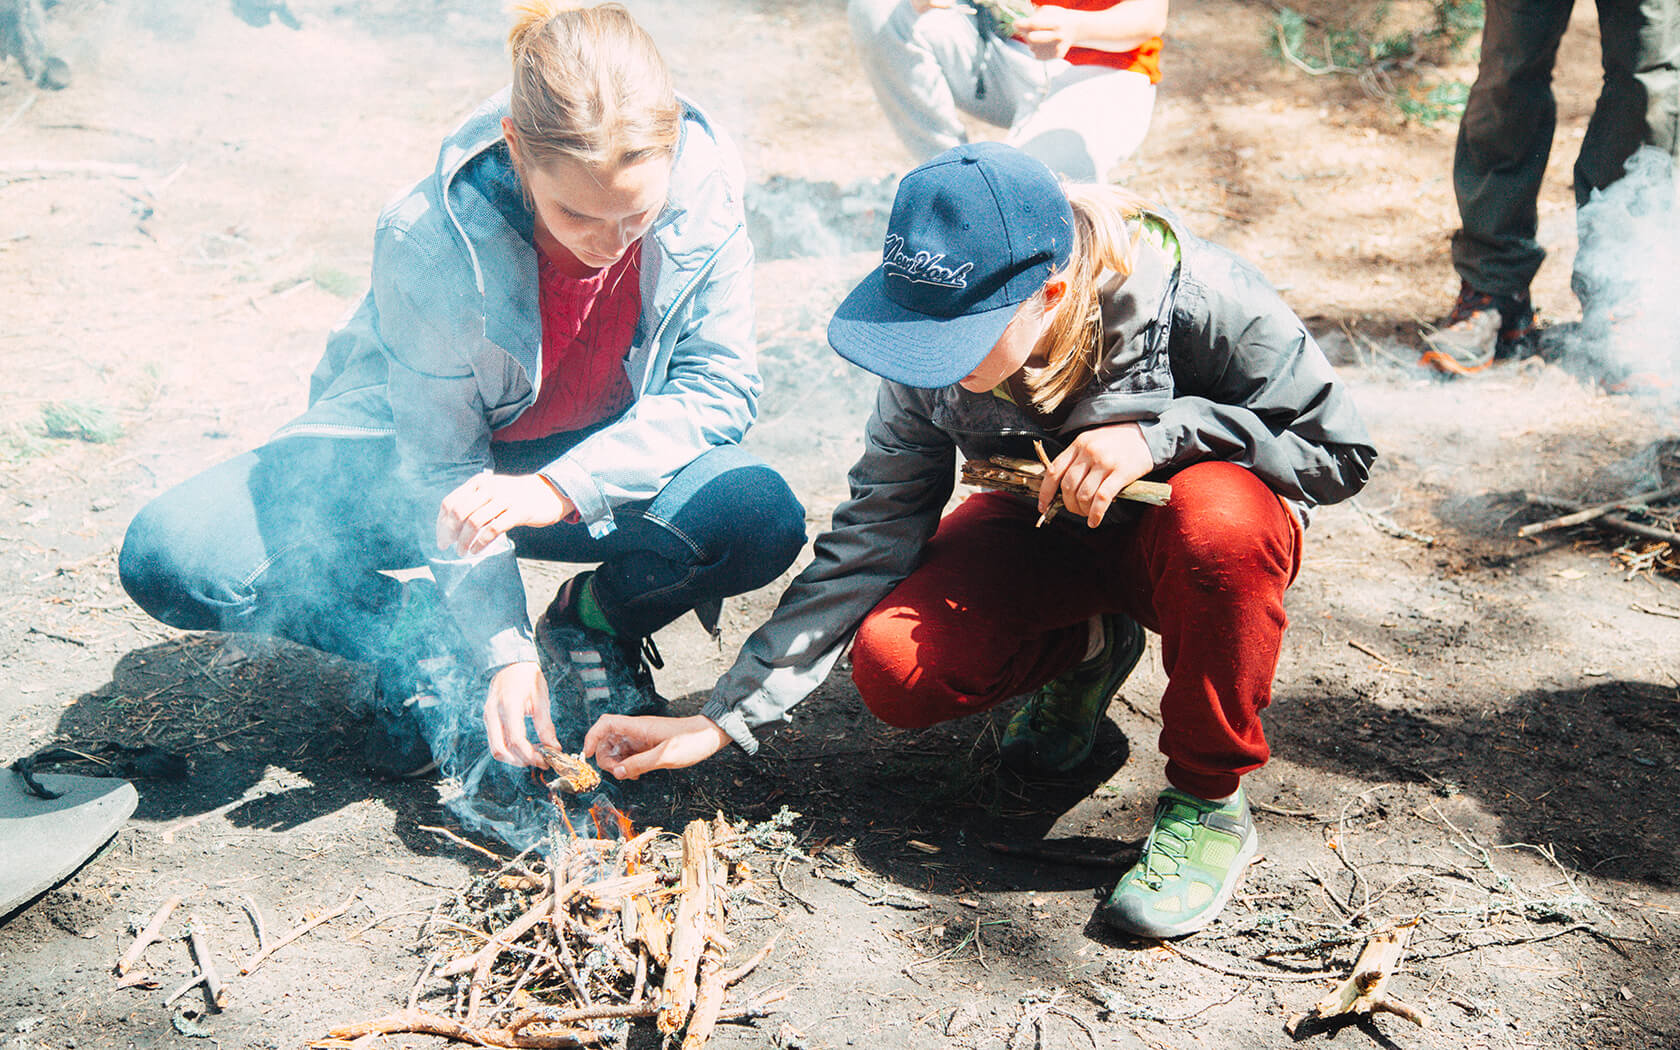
[848,0,1157,181]
[1452,0,1680,298]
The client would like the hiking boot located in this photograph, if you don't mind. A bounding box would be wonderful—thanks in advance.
[1420,281,1538,374]
[361,579,473,779]
[999,614,1146,777]
[362,689,442,779]
[536,572,667,746]
[1100,786,1258,939]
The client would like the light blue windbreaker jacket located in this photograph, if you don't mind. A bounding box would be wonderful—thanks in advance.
[271,89,759,673]
[702,213,1377,753]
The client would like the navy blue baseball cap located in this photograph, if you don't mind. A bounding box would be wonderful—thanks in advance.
[827,142,1075,389]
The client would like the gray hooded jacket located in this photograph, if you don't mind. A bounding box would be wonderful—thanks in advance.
[701,213,1376,752]
[271,89,758,673]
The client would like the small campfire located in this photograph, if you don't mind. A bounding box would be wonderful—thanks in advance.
[312,804,783,1050]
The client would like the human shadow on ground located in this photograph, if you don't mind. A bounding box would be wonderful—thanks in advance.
[1268,676,1680,889]
[26,633,516,864]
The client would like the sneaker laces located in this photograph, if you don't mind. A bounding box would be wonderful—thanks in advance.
[1137,798,1197,888]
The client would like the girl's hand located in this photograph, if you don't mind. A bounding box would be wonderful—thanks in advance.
[582,714,730,780]
[909,0,955,14]
[437,474,573,557]
[1039,422,1154,527]
[483,661,558,767]
[1013,6,1085,60]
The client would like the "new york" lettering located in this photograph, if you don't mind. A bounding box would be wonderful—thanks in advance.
[883,234,972,289]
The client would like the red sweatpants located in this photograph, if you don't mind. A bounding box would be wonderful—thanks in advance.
[850,461,1304,800]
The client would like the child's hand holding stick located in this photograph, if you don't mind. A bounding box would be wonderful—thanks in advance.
[959,440,1170,528]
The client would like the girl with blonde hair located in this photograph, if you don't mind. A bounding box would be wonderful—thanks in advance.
[587,143,1377,937]
[120,2,802,828]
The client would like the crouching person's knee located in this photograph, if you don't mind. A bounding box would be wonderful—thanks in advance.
[849,605,958,729]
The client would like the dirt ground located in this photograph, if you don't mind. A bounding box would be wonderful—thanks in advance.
[3,1,1678,1048]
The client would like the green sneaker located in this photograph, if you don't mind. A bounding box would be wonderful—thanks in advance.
[998,614,1145,777]
[1100,787,1258,938]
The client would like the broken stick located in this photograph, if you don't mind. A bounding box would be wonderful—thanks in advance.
[241,894,357,975]
[658,819,715,1035]
[1286,921,1432,1033]
[1518,485,1680,538]
[186,917,229,1009]
[1521,492,1680,546]
[116,894,181,975]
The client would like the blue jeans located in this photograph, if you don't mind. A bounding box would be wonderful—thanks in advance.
[118,432,806,665]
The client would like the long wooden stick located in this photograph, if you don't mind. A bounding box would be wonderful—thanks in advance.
[679,947,728,1050]
[187,918,228,1009]
[241,895,357,975]
[1522,492,1680,545]
[321,1009,598,1048]
[1518,486,1680,537]
[116,894,180,975]
[438,893,553,978]
[657,820,714,1035]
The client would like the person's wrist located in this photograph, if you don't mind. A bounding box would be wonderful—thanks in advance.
[533,473,574,520]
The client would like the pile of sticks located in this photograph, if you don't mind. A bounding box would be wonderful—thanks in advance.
[314,816,782,1050]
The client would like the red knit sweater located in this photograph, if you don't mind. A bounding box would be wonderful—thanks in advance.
[492,245,641,443]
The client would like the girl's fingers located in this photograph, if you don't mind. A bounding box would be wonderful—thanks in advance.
[484,704,513,764]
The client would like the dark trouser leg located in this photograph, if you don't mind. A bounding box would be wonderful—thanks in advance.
[507,444,806,640]
[118,437,421,665]
[1452,0,1577,298]
[1572,0,1680,305]
[1579,0,1680,201]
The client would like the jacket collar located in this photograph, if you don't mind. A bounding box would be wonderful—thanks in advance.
[429,88,739,362]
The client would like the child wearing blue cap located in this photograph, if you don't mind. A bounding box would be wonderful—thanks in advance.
[585,142,1377,939]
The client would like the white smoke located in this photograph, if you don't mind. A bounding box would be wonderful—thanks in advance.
[1560,146,1680,402]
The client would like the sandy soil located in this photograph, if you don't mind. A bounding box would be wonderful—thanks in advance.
[2,1,1677,1048]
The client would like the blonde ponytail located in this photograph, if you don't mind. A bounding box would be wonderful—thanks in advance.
[506,2,681,171]
[1020,183,1149,415]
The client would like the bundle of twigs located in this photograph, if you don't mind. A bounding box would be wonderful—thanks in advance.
[312,815,782,1050]
[961,443,1171,526]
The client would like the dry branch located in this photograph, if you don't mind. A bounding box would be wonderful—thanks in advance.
[115,894,180,975]
[439,892,554,978]
[658,820,715,1034]
[241,895,357,975]
[961,456,1171,526]
[187,918,228,1009]
[321,1009,599,1048]
[1522,492,1680,545]
[1286,922,1432,1033]
[1519,485,1680,537]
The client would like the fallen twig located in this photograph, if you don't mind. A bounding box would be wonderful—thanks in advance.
[187,917,228,1009]
[983,839,1129,868]
[241,894,357,975]
[1285,921,1431,1032]
[1523,492,1680,546]
[1349,498,1437,546]
[1158,940,1339,983]
[420,824,506,861]
[1518,486,1680,538]
[319,1009,597,1048]
[116,894,181,976]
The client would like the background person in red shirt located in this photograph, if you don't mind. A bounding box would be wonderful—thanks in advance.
[849,0,1168,181]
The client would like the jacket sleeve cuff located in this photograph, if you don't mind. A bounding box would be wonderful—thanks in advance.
[541,460,615,539]
[484,628,540,673]
[700,698,759,755]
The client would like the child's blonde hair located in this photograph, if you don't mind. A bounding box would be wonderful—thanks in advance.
[1021,183,1151,414]
[506,1,681,171]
